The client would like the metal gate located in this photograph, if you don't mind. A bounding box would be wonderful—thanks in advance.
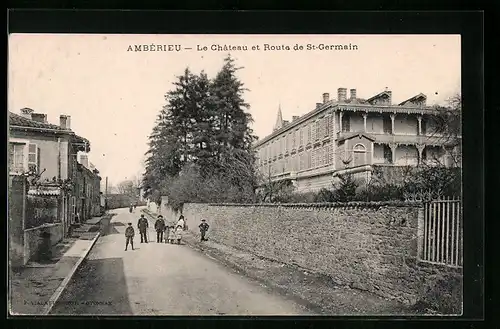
[421,197,462,267]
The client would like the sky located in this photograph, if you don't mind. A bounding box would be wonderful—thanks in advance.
[8,34,461,187]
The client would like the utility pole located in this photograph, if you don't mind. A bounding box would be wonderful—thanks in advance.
[105,176,108,195]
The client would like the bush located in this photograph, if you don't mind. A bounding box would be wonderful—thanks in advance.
[332,174,358,202]
[413,272,463,314]
[314,188,336,202]
[354,183,405,202]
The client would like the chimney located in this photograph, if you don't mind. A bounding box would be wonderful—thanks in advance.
[60,115,71,130]
[350,89,357,100]
[79,154,89,169]
[32,113,48,123]
[316,102,322,109]
[322,93,330,104]
[337,88,347,102]
[20,108,34,119]
[292,116,299,122]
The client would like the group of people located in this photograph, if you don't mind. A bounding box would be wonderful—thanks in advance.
[124,213,210,251]
[129,203,137,213]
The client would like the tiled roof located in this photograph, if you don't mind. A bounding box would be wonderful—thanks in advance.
[398,93,427,106]
[9,112,67,131]
[366,91,391,103]
[9,111,91,150]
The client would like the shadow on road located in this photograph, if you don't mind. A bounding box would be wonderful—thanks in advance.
[50,258,133,315]
[107,223,124,235]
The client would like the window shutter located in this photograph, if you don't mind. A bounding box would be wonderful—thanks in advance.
[37,147,41,174]
[28,143,38,173]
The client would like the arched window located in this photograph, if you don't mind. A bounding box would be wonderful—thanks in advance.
[353,143,366,166]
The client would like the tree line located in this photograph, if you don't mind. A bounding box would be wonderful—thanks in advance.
[142,55,258,210]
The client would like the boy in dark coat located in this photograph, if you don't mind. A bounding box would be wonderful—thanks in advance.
[137,214,149,243]
[154,215,166,243]
[125,223,135,251]
[199,219,209,242]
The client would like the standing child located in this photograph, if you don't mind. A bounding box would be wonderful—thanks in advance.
[164,224,171,243]
[174,223,183,244]
[125,223,135,251]
[168,224,176,244]
[199,219,209,242]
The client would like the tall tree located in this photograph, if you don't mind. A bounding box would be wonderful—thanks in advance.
[143,55,258,204]
[210,55,256,157]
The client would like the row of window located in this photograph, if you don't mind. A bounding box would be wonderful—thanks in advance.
[262,144,334,175]
[259,115,333,162]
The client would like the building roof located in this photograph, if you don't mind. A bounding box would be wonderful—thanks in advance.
[366,90,391,104]
[398,93,427,106]
[253,90,437,149]
[9,111,91,152]
[9,112,67,131]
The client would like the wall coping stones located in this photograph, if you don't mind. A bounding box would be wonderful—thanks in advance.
[204,201,423,208]
[24,222,61,232]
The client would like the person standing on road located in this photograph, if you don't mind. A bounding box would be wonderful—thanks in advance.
[154,215,166,243]
[199,219,209,242]
[176,215,185,230]
[164,222,171,243]
[137,214,149,243]
[167,224,176,243]
[125,223,135,251]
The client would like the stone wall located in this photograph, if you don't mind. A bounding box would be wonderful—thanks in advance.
[23,223,63,264]
[9,176,26,268]
[182,202,461,304]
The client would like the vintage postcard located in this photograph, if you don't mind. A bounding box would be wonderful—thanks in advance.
[8,34,462,316]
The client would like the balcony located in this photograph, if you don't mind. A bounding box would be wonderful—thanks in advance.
[336,131,455,146]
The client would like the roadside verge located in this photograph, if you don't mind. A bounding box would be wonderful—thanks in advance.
[9,214,113,315]
[182,232,413,315]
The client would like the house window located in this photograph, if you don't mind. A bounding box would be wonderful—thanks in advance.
[299,128,304,146]
[307,125,312,143]
[28,143,39,173]
[325,116,331,137]
[311,149,316,168]
[383,144,393,164]
[326,145,331,165]
[353,143,367,167]
[383,116,392,134]
[342,113,350,132]
[9,143,25,173]
[421,119,427,135]
[316,120,321,140]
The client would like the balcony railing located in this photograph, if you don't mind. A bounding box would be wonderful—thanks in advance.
[336,131,454,146]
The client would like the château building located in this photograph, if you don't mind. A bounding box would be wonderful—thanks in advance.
[253,88,461,192]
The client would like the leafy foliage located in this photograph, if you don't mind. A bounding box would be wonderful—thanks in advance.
[413,272,463,314]
[143,55,257,207]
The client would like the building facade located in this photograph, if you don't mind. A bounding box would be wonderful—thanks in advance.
[74,154,102,222]
[254,88,461,192]
[8,108,99,241]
